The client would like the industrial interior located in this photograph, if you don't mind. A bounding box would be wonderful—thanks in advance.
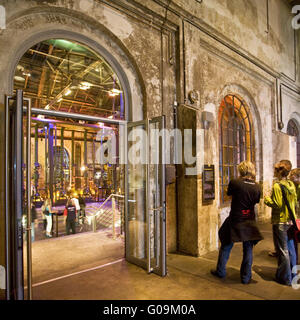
[14,39,125,240]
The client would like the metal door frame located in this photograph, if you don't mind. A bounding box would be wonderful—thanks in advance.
[5,90,26,300]
[5,95,127,300]
[125,116,166,277]
[5,94,167,300]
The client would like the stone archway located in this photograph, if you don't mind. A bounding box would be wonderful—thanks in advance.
[1,6,145,121]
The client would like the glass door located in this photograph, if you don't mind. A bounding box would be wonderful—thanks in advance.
[5,90,26,299]
[125,116,166,276]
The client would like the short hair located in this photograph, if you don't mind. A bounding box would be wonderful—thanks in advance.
[274,159,292,178]
[238,161,256,179]
[289,168,300,182]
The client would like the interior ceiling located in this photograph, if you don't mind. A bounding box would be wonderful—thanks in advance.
[14,39,124,120]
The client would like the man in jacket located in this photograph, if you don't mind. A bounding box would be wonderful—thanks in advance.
[64,199,77,235]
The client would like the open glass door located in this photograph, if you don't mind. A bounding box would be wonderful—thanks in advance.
[5,90,32,300]
[125,116,166,276]
[5,90,25,300]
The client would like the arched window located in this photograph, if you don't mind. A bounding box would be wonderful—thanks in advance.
[218,95,255,203]
[287,119,300,168]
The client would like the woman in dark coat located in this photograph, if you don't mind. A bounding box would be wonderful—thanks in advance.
[211,161,263,284]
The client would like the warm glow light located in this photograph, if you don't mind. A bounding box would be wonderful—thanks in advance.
[79,82,92,90]
[64,89,72,96]
[108,115,113,119]
[111,88,122,94]
[57,97,63,102]
[98,122,104,127]
[80,166,86,172]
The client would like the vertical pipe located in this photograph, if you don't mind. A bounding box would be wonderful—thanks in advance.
[54,125,57,202]
[34,124,38,195]
[48,124,54,205]
[60,127,64,195]
[112,197,116,240]
[26,99,32,300]
[84,130,88,190]
[71,130,74,188]
[44,125,48,196]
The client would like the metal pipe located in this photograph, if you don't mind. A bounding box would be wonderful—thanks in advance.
[26,98,32,300]
[72,130,75,187]
[34,124,39,193]
[23,107,127,125]
[112,197,116,240]
[60,127,65,193]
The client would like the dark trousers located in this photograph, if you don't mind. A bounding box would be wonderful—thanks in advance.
[66,219,76,235]
[273,224,297,284]
[216,241,255,283]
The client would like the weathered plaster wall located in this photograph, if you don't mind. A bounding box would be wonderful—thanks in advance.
[0,1,299,291]
[136,0,297,83]
[182,21,277,256]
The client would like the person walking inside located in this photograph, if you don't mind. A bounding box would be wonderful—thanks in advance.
[31,201,38,242]
[42,198,53,238]
[211,161,263,284]
[264,160,297,286]
[64,199,77,235]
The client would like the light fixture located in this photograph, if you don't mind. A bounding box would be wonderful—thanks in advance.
[64,88,72,96]
[22,71,31,77]
[111,88,122,94]
[80,166,86,172]
[109,88,122,96]
[14,75,25,82]
[79,81,92,90]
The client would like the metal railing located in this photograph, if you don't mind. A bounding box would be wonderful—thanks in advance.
[88,194,125,239]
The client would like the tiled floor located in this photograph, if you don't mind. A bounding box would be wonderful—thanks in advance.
[23,223,300,300]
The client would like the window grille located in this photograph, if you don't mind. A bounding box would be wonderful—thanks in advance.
[218,95,255,204]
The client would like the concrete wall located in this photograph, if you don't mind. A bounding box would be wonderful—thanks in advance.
[0,0,299,296]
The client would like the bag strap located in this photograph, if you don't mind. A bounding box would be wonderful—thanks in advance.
[279,184,296,226]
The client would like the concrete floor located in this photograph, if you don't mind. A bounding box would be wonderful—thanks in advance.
[24,223,300,300]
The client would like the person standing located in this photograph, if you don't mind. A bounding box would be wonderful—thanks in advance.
[31,201,38,242]
[288,168,300,264]
[211,161,263,284]
[78,194,86,218]
[42,198,53,238]
[64,199,77,235]
[264,160,297,286]
[71,194,81,222]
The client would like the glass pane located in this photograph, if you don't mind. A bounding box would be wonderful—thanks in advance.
[149,120,161,270]
[127,124,147,262]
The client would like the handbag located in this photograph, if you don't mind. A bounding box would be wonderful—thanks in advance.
[279,184,300,232]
